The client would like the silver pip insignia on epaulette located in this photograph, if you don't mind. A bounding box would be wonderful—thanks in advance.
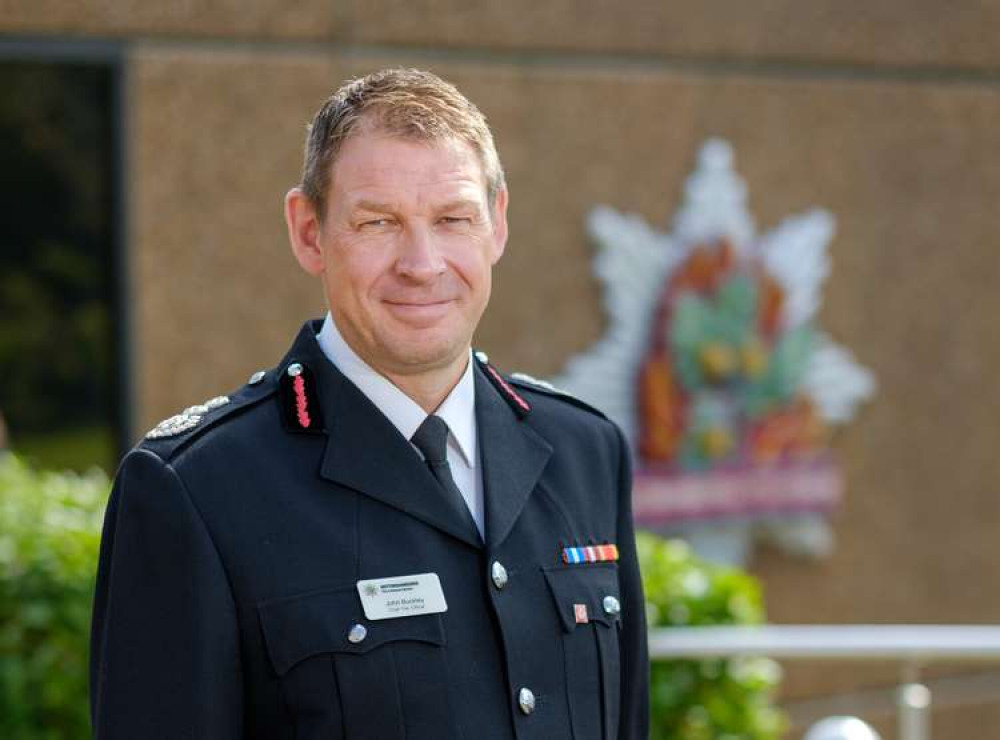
[146,395,230,439]
[507,370,607,419]
[509,373,568,395]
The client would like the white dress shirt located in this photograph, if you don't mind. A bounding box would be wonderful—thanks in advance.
[316,313,485,537]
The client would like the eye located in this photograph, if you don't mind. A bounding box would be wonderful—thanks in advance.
[439,216,472,226]
[359,218,394,229]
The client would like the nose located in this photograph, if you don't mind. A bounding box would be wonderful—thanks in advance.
[395,224,446,282]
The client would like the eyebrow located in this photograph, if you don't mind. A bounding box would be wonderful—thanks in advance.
[436,198,483,213]
[351,199,398,214]
[350,198,485,215]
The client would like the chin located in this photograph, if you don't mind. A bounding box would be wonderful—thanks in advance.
[381,334,467,373]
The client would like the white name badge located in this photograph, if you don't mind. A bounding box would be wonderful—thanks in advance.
[356,572,448,621]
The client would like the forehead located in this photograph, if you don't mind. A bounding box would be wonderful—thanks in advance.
[329,132,487,208]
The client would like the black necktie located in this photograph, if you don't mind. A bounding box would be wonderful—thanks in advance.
[411,415,478,537]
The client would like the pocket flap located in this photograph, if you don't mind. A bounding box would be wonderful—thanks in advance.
[258,586,446,676]
[542,564,621,632]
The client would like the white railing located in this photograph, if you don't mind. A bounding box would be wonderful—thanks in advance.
[648,625,1000,740]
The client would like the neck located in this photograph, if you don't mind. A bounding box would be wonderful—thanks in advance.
[323,313,470,414]
[383,355,468,414]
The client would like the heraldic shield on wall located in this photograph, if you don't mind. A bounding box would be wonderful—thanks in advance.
[554,139,876,566]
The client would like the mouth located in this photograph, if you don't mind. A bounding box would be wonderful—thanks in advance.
[382,298,457,324]
[384,297,453,306]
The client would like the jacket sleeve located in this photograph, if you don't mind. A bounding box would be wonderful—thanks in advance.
[612,424,650,739]
[90,448,243,739]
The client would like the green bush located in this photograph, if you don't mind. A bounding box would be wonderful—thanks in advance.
[0,453,784,738]
[639,531,787,739]
[0,453,108,740]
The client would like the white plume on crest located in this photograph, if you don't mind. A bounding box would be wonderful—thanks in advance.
[553,207,676,447]
[757,209,835,329]
[804,333,877,423]
[672,138,755,252]
[554,138,875,449]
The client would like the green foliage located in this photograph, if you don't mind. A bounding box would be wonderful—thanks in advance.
[639,532,787,740]
[13,426,116,477]
[0,454,108,740]
[0,455,785,738]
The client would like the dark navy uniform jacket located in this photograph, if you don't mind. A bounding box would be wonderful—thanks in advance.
[90,320,649,739]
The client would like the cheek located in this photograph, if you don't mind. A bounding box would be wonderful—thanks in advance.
[446,241,495,288]
[326,248,388,297]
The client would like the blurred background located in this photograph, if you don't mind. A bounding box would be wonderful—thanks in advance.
[1,3,998,738]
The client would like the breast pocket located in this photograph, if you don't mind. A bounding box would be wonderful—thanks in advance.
[258,585,454,740]
[542,564,622,740]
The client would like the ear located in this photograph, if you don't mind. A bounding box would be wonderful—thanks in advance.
[489,186,509,265]
[285,187,325,276]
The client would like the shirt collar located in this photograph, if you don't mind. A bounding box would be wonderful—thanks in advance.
[434,350,477,468]
[316,313,477,467]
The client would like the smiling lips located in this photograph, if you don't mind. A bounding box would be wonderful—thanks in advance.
[382,298,457,324]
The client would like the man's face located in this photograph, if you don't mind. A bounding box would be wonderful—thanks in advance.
[314,131,507,378]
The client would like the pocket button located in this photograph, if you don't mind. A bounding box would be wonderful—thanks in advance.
[602,595,621,616]
[347,623,368,644]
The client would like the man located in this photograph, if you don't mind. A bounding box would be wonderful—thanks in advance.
[90,68,648,739]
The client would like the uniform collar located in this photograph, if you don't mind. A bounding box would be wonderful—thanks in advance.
[278,320,552,550]
[316,313,477,467]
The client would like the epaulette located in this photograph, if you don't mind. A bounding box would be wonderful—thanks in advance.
[141,367,279,458]
[506,371,608,420]
[473,351,607,421]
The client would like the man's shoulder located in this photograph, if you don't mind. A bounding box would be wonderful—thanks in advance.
[509,373,609,422]
[137,367,280,463]
[473,351,609,425]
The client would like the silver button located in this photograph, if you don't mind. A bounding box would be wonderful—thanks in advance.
[286,362,303,377]
[603,595,621,616]
[518,687,535,715]
[491,561,508,589]
[347,623,368,644]
[249,370,266,385]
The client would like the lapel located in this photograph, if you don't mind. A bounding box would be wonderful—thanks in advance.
[280,322,483,549]
[475,364,553,550]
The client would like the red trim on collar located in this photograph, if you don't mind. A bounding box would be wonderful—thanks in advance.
[484,364,531,413]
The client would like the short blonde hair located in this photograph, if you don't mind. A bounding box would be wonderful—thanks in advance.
[301,68,505,216]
